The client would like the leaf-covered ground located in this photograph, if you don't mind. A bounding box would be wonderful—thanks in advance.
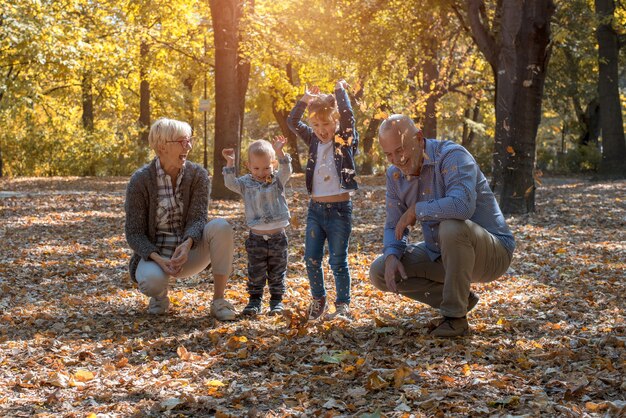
[0,175,624,417]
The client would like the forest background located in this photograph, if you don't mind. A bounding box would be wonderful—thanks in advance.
[2,0,625,213]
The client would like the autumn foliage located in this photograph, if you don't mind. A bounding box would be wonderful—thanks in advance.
[0,175,624,416]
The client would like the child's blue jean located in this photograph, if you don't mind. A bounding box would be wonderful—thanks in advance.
[305,200,353,304]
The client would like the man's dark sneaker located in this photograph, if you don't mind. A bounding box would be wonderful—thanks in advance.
[428,291,479,331]
[430,316,469,337]
[268,298,284,316]
[468,291,480,312]
[241,297,262,317]
[308,296,327,320]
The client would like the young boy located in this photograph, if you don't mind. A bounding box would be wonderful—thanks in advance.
[222,137,292,316]
[287,80,359,320]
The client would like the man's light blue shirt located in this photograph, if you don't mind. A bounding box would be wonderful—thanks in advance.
[383,139,515,261]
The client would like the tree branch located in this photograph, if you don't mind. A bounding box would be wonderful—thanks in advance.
[466,0,497,67]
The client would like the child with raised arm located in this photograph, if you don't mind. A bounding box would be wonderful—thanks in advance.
[287,79,359,320]
[222,136,293,316]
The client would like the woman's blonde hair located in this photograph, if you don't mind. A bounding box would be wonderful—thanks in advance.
[247,139,276,161]
[308,94,339,122]
[148,118,192,152]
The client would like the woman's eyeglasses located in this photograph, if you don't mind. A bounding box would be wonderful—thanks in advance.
[166,137,194,148]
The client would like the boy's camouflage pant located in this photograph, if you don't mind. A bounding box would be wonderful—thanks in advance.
[245,230,288,299]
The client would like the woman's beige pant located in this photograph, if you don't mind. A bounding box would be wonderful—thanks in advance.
[369,219,511,318]
[136,219,234,299]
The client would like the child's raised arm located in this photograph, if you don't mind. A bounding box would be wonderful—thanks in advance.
[221,148,243,195]
[287,85,320,146]
[335,79,359,154]
[273,135,293,186]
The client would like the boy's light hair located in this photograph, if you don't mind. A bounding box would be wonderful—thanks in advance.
[248,139,276,161]
[308,94,339,122]
[148,118,192,152]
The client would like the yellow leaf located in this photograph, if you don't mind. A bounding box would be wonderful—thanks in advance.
[226,335,248,350]
[177,346,191,361]
[86,414,97,418]
[441,375,456,384]
[462,363,471,376]
[393,366,412,388]
[374,110,388,120]
[74,369,94,382]
[585,402,607,412]
[366,371,389,391]
[555,248,567,254]
[115,357,128,368]
[206,379,225,387]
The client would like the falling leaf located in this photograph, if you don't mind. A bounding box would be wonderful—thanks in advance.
[506,146,515,155]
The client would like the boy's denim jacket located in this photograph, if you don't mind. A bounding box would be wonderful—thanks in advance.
[222,154,293,228]
[287,87,359,195]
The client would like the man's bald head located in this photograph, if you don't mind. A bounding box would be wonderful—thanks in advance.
[378,114,420,144]
[378,114,424,176]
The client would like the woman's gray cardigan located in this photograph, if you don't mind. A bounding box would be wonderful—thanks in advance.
[124,158,210,281]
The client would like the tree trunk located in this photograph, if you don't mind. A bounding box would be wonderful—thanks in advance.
[182,75,196,133]
[595,0,626,176]
[360,117,383,175]
[579,99,601,145]
[138,41,151,145]
[210,0,243,199]
[271,63,303,172]
[462,102,481,147]
[81,70,94,132]
[466,0,555,214]
[237,59,250,171]
[272,103,303,173]
[421,46,439,138]
[236,0,253,172]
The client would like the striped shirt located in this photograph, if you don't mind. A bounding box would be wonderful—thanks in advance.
[155,158,185,258]
[384,138,515,261]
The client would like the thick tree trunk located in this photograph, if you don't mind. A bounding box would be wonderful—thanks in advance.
[595,0,626,176]
[467,0,554,214]
[138,41,151,145]
[81,70,94,132]
[210,0,243,199]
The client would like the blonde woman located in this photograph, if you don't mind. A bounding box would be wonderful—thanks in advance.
[125,118,236,320]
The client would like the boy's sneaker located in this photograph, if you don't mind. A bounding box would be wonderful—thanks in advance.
[147,295,170,315]
[241,298,263,317]
[211,298,237,321]
[308,296,327,320]
[325,303,351,320]
[268,299,284,316]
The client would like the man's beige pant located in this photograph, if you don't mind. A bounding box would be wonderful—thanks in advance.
[370,219,511,318]
[136,219,234,299]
